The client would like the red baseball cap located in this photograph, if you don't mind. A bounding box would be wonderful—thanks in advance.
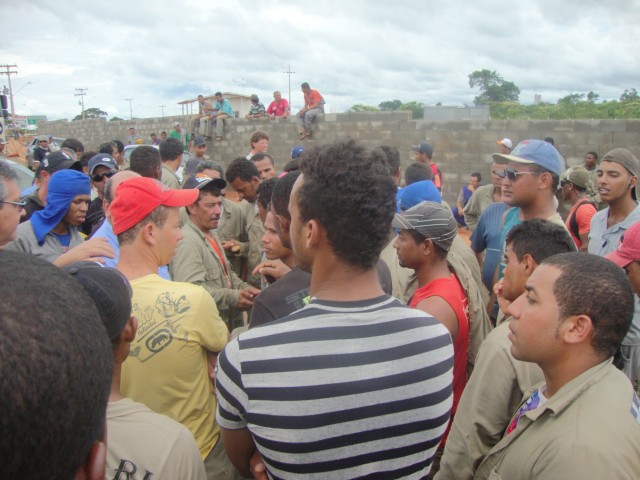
[110,177,198,235]
[605,221,640,268]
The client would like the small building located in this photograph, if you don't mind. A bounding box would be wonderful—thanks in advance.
[177,92,253,119]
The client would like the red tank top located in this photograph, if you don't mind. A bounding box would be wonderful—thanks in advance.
[410,273,469,444]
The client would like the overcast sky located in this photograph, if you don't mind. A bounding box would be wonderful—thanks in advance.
[2,0,639,121]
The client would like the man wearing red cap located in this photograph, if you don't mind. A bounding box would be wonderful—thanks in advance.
[110,177,240,480]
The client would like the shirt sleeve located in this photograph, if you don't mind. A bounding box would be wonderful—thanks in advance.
[437,328,528,480]
[471,209,489,253]
[576,203,597,235]
[215,338,249,430]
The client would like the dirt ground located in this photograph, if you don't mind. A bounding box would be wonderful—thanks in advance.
[4,135,32,165]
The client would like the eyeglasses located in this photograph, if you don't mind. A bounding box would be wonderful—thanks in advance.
[1,199,27,210]
[91,171,117,182]
[497,168,540,182]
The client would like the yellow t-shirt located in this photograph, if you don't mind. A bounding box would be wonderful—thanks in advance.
[121,274,228,458]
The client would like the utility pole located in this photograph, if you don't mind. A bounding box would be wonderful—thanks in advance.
[125,98,133,119]
[283,64,295,108]
[0,64,18,117]
[74,88,87,120]
[159,105,165,117]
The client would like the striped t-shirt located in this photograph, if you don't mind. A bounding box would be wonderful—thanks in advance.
[216,295,454,479]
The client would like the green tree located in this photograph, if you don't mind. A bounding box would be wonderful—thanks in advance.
[620,88,639,102]
[468,69,520,105]
[399,101,424,119]
[558,93,584,105]
[586,91,600,103]
[348,104,379,112]
[378,99,403,111]
[109,116,124,121]
[72,107,108,121]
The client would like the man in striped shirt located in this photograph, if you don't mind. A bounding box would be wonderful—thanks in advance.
[216,138,454,479]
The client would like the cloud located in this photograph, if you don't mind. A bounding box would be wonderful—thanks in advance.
[1,0,638,120]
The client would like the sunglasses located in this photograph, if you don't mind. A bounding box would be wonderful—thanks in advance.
[91,171,117,182]
[497,168,540,182]
[0,199,27,210]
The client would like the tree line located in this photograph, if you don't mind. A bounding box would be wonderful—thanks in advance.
[348,69,640,120]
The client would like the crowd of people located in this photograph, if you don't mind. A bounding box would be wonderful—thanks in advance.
[1,124,639,480]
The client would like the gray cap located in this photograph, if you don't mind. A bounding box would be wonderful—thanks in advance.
[562,166,589,189]
[392,201,457,252]
[601,148,639,176]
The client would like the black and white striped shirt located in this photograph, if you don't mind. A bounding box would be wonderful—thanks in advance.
[216,295,454,479]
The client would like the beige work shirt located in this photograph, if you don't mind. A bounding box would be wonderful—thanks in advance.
[436,320,543,480]
[474,359,640,479]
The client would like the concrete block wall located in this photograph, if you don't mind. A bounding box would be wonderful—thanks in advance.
[38,114,640,205]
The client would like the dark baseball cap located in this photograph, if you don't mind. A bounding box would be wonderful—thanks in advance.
[182,176,227,191]
[88,153,118,174]
[411,142,434,158]
[41,150,82,173]
[62,262,133,342]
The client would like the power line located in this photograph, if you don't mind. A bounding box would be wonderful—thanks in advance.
[125,98,133,120]
[74,88,88,120]
[283,64,295,108]
[0,64,19,117]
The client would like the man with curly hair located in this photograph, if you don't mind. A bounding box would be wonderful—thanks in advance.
[216,138,454,479]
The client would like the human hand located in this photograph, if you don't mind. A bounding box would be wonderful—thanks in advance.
[252,259,290,281]
[53,237,115,267]
[222,240,241,254]
[249,450,268,480]
[237,288,260,310]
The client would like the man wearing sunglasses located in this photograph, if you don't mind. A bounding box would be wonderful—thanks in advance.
[83,153,119,236]
[491,140,567,314]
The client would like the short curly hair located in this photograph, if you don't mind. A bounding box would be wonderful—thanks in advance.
[226,157,259,183]
[298,138,396,269]
[543,252,634,358]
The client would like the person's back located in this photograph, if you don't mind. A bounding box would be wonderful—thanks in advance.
[61,261,206,479]
[216,138,453,478]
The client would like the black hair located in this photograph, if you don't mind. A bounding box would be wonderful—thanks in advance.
[0,251,112,479]
[130,146,161,178]
[587,151,599,161]
[272,171,300,220]
[98,141,116,155]
[251,152,274,166]
[471,172,482,182]
[377,145,400,177]
[79,151,97,171]
[60,138,84,154]
[301,82,310,89]
[257,177,278,211]
[405,162,433,185]
[505,219,576,264]
[159,137,183,161]
[112,139,125,154]
[226,157,259,183]
[542,252,634,358]
[298,138,396,269]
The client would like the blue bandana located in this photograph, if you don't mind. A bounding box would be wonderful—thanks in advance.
[31,170,91,245]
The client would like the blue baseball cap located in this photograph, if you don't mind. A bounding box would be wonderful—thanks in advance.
[291,145,305,159]
[492,139,565,176]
